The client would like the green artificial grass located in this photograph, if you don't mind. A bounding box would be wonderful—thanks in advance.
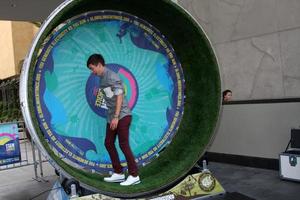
[26,0,221,197]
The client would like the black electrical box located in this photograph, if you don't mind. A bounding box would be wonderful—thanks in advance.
[291,129,300,148]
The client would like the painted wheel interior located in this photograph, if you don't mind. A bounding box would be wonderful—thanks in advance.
[21,0,221,197]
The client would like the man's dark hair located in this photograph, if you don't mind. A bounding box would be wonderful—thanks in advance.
[222,89,232,98]
[87,54,105,68]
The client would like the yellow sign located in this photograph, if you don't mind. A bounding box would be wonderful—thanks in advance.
[151,172,225,199]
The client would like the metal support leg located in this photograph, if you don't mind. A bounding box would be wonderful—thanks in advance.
[31,141,48,182]
[70,184,79,198]
[31,140,40,182]
[38,149,44,177]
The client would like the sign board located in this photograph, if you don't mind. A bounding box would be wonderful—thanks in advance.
[0,122,21,166]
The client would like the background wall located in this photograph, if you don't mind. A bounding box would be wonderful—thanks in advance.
[179,0,300,100]
[0,21,15,79]
[11,21,39,74]
[178,0,300,160]
[0,21,38,79]
[209,102,300,159]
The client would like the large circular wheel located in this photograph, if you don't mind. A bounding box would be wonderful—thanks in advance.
[20,0,221,198]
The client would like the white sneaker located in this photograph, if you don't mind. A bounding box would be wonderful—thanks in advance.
[104,173,125,183]
[120,175,141,186]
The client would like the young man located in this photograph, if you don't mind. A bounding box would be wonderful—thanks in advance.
[87,54,140,186]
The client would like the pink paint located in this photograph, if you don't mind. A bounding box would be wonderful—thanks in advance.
[119,68,137,108]
[0,133,17,140]
[93,87,98,96]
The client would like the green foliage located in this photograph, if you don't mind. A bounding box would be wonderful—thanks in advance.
[0,78,22,122]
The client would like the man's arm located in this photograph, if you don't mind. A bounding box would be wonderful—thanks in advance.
[110,94,123,130]
[114,94,123,118]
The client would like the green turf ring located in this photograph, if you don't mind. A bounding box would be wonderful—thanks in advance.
[22,0,221,197]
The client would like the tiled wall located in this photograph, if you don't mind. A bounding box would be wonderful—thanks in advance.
[179,0,300,100]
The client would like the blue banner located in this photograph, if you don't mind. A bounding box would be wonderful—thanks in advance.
[0,123,21,166]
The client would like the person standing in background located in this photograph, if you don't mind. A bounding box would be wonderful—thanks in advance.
[222,89,232,102]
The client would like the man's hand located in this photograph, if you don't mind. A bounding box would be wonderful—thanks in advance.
[110,118,119,130]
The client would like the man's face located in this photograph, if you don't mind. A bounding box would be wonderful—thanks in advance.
[88,63,103,76]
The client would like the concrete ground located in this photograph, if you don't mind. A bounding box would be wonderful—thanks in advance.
[0,140,298,200]
[0,163,57,200]
[0,161,299,200]
[0,139,58,200]
[208,162,300,200]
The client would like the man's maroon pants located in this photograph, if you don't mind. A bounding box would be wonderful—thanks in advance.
[105,115,138,176]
